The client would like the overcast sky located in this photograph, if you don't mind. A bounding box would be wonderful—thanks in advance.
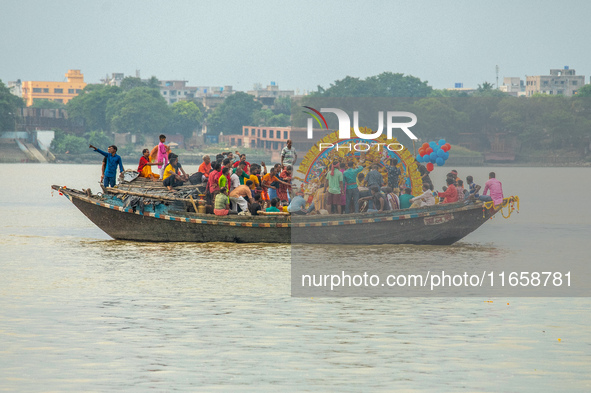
[2,0,590,92]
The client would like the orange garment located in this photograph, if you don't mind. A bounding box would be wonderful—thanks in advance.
[149,145,159,162]
[261,189,270,201]
[140,165,159,179]
[262,173,279,187]
[198,161,212,177]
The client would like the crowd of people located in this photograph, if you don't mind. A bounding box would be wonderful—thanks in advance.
[90,135,504,217]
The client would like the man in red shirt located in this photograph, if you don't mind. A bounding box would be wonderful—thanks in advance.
[232,154,250,172]
[207,162,222,195]
[438,177,458,204]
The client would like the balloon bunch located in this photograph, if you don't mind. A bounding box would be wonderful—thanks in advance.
[416,139,451,172]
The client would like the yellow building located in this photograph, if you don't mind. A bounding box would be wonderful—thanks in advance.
[21,70,86,106]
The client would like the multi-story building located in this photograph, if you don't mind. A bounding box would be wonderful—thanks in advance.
[525,67,585,97]
[159,80,234,107]
[8,80,22,98]
[219,126,332,161]
[500,77,525,97]
[101,73,125,87]
[21,70,86,106]
[247,82,294,108]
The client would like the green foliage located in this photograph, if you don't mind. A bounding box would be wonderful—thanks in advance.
[120,77,144,91]
[206,92,262,135]
[252,108,274,126]
[106,87,171,136]
[31,99,65,109]
[268,113,290,126]
[252,109,290,127]
[120,76,160,91]
[273,96,291,115]
[0,79,24,131]
[576,84,591,97]
[313,72,432,97]
[67,85,122,131]
[50,130,87,154]
[84,130,112,148]
[145,76,160,89]
[168,101,203,139]
[473,82,508,97]
[428,89,469,98]
[411,98,468,141]
[116,144,138,157]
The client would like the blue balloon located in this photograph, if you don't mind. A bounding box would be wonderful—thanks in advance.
[430,152,437,161]
[443,152,450,159]
[436,157,445,166]
[421,154,430,163]
[416,154,423,162]
[439,139,446,146]
[429,142,437,149]
[437,149,445,157]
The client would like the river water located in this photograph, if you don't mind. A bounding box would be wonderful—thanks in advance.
[1,164,590,392]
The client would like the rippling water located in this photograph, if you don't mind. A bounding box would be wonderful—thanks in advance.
[1,164,590,391]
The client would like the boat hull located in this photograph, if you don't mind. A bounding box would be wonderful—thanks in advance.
[56,186,499,244]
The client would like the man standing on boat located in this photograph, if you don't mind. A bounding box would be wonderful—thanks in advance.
[343,161,364,213]
[281,140,297,168]
[325,161,344,214]
[89,144,124,188]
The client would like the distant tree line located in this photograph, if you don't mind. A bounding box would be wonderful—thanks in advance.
[4,74,591,155]
[301,72,591,152]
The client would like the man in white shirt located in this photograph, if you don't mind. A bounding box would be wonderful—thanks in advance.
[410,184,436,208]
[230,169,241,190]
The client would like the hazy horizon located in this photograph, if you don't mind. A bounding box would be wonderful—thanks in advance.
[2,0,591,92]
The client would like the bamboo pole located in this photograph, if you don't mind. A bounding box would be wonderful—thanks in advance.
[105,187,190,203]
[189,195,198,212]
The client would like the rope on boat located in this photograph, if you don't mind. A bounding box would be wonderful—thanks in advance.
[482,196,519,219]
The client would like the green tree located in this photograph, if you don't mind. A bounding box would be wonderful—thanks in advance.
[411,98,468,141]
[206,92,262,135]
[252,109,291,127]
[49,130,87,154]
[31,99,65,109]
[84,130,112,148]
[106,87,171,136]
[67,85,122,132]
[120,76,160,91]
[313,72,432,97]
[474,82,508,97]
[120,77,146,91]
[168,101,203,139]
[268,113,290,126]
[145,76,160,89]
[0,79,24,131]
[252,108,274,126]
[576,84,591,97]
[273,96,291,115]
[428,89,469,97]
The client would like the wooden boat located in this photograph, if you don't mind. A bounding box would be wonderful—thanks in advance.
[51,185,518,245]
